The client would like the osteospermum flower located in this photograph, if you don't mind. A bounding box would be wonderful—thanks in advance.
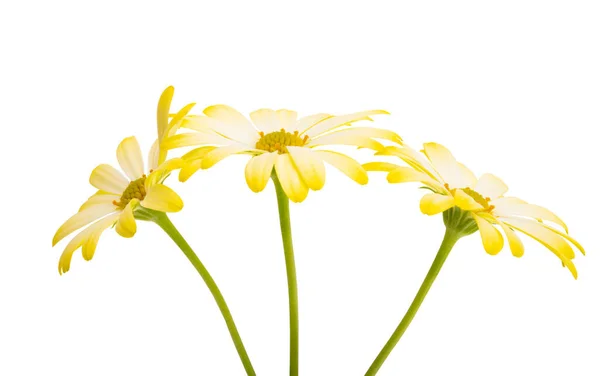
[162,105,401,202]
[52,136,183,274]
[364,142,585,277]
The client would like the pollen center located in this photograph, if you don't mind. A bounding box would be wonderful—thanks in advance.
[461,187,494,211]
[113,176,146,209]
[255,129,309,154]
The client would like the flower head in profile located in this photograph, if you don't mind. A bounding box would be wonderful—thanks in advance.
[162,105,401,202]
[364,142,585,278]
[52,137,183,274]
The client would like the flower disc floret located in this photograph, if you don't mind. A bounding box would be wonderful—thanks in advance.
[113,176,147,209]
[255,129,309,154]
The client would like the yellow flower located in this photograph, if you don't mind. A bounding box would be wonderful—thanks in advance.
[364,142,585,278]
[52,136,183,274]
[162,105,400,202]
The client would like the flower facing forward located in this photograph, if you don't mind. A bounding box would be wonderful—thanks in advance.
[52,137,183,274]
[162,105,401,202]
[364,142,585,278]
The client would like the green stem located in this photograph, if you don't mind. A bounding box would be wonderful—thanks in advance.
[272,174,299,376]
[365,229,461,376]
[151,211,256,376]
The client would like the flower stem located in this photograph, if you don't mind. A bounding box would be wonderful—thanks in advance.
[150,211,256,376]
[272,174,299,376]
[364,229,461,376]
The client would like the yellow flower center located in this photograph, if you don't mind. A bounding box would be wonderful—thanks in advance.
[113,176,146,209]
[255,129,309,154]
[445,184,494,212]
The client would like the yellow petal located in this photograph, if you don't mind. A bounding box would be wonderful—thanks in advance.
[294,113,332,133]
[274,154,309,203]
[116,136,144,180]
[182,146,218,161]
[167,102,196,138]
[53,204,118,246]
[493,203,568,232]
[148,139,161,171]
[419,193,455,215]
[157,86,174,141]
[311,127,402,145]
[376,146,442,183]
[362,162,401,172]
[78,191,120,212]
[250,109,298,134]
[203,104,259,144]
[181,115,258,144]
[162,132,232,150]
[497,221,525,257]
[422,143,475,188]
[303,110,389,138]
[538,222,585,256]
[146,158,183,187]
[141,185,184,212]
[500,217,578,278]
[387,166,446,191]
[313,150,368,185]
[454,189,485,211]
[201,144,253,169]
[115,200,137,238]
[179,160,203,182]
[474,173,508,199]
[89,164,129,194]
[473,214,504,255]
[245,152,278,192]
[308,131,384,151]
[287,146,326,191]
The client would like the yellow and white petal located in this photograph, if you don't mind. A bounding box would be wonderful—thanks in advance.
[287,146,326,191]
[148,139,161,171]
[141,185,184,212]
[490,196,528,209]
[79,191,120,212]
[89,164,130,194]
[58,212,120,274]
[179,160,203,182]
[314,150,368,185]
[311,127,402,145]
[167,102,196,138]
[201,144,254,169]
[303,110,389,138]
[474,173,508,199]
[493,203,568,232]
[376,146,442,183]
[497,221,525,257]
[294,113,332,133]
[387,167,446,191]
[274,153,309,203]
[115,200,137,238]
[250,109,298,134]
[146,158,183,187]
[454,189,485,211]
[157,86,174,141]
[473,214,504,255]
[537,222,585,256]
[422,143,474,189]
[53,204,118,246]
[458,163,478,188]
[116,137,145,180]
[419,193,455,215]
[245,152,278,192]
[162,131,232,150]
[181,146,218,161]
[182,115,258,145]
[500,217,578,278]
[307,131,384,151]
[363,162,401,172]
[203,104,259,144]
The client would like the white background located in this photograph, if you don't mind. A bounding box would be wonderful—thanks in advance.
[1,1,598,375]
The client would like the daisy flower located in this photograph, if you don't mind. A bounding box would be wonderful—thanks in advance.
[52,136,183,274]
[362,142,585,376]
[162,105,400,202]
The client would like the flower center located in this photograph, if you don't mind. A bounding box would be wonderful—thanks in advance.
[113,176,146,209]
[255,129,309,154]
[445,184,494,212]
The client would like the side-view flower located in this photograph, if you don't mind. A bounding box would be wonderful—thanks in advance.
[362,142,585,375]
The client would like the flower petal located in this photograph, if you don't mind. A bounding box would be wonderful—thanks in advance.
[496,221,525,257]
[473,214,504,255]
[203,104,259,144]
[419,193,455,215]
[79,191,120,212]
[245,152,278,192]
[287,146,326,191]
[148,139,161,171]
[295,113,332,133]
[387,166,446,191]
[162,132,233,150]
[376,146,443,183]
[308,130,384,151]
[167,102,196,138]
[474,173,508,199]
[500,217,578,278]
[311,127,402,145]
[89,164,129,194]
[115,200,137,238]
[454,189,485,211]
[250,109,298,134]
[538,222,585,256]
[116,137,144,180]
[182,146,218,161]
[493,203,568,232]
[362,162,401,172]
[53,204,118,246]
[274,153,309,203]
[146,158,183,188]
[303,110,389,138]
[141,185,184,212]
[157,86,174,140]
[422,143,475,188]
[179,160,203,182]
[201,144,254,169]
[313,150,368,185]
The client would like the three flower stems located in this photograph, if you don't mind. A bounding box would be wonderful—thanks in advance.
[136,208,256,376]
